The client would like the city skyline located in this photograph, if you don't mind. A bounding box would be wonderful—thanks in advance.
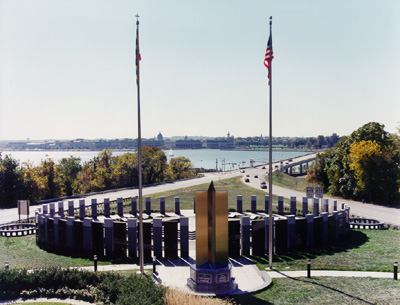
[1,0,399,141]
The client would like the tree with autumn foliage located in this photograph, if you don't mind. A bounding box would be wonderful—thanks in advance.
[308,122,400,205]
[349,140,399,203]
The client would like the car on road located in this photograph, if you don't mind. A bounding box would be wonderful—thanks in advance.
[261,166,266,169]
[260,181,267,189]
[240,169,245,173]
[245,178,250,183]
[246,174,250,177]
[254,175,259,178]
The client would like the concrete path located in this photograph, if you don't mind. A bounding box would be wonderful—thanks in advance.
[0,298,93,304]
[266,269,395,279]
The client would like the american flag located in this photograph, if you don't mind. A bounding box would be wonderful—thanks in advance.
[136,23,141,86]
[264,35,273,85]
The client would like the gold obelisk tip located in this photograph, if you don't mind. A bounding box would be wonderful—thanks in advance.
[208,181,215,192]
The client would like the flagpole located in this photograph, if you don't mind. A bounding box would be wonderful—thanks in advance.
[135,14,144,275]
[268,16,273,270]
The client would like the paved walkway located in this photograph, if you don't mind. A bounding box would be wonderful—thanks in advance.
[0,298,93,304]
[266,269,395,279]
[77,257,272,296]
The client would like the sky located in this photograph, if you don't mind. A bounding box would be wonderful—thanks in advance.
[0,0,399,141]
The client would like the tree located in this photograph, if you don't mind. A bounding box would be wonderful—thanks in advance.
[349,140,399,203]
[111,153,138,188]
[23,159,61,202]
[166,156,197,180]
[308,122,400,205]
[58,156,82,196]
[0,155,27,207]
[141,146,168,185]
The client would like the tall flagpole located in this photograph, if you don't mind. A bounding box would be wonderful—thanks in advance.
[135,13,144,274]
[267,16,273,270]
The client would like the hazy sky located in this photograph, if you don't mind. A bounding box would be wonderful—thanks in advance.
[1,0,399,140]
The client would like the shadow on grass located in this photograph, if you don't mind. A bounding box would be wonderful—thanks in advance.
[227,285,273,305]
[251,229,369,265]
[277,275,374,305]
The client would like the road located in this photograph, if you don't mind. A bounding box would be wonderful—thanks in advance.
[2,152,400,226]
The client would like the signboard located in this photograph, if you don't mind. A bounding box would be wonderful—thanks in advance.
[306,187,314,199]
[216,273,229,283]
[197,273,212,284]
[315,187,324,198]
[17,200,30,221]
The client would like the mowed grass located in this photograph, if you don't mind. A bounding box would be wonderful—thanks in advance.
[252,229,400,272]
[121,176,291,212]
[231,277,400,305]
[271,170,309,192]
[0,235,111,269]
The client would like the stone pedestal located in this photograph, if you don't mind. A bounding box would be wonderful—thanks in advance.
[187,262,237,294]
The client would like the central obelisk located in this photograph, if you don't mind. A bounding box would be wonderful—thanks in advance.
[187,181,236,294]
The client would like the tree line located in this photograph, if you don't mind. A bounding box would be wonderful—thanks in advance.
[0,147,197,208]
[234,133,340,149]
[307,122,400,205]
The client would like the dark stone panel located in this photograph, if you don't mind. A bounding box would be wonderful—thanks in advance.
[228,219,240,258]
[252,220,265,257]
[164,220,178,259]
[58,219,67,252]
[114,222,127,258]
[275,219,287,255]
[142,222,152,263]
[295,218,306,250]
[47,218,54,248]
[314,216,323,247]
[73,221,83,255]
[93,221,104,258]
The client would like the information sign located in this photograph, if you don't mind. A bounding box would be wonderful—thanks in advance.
[315,187,324,198]
[306,187,314,199]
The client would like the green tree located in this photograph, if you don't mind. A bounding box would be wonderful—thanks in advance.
[349,140,399,203]
[23,159,61,202]
[166,156,197,180]
[0,155,27,207]
[141,146,168,185]
[308,122,400,204]
[58,156,82,196]
[111,153,138,188]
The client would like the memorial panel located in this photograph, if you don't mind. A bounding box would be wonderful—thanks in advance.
[314,216,323,247]
[93,221,104,258]
[164,220,178,259]
[295,218,306,250]
[114,222,127,258]
[252,220,265,256]
[73,221,83,255]
[228,219,240,257]
[275,219,287,255]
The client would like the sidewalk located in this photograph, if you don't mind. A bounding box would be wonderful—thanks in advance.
[266,269,395,279]
[78,256,272,296]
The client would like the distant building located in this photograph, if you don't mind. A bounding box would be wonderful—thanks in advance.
[174,139,203,149]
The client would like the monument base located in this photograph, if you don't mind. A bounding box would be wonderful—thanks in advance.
[187,261,237,294]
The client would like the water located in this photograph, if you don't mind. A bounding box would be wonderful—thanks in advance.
[1,149,313,170]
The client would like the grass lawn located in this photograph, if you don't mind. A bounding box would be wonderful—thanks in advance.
[0,235,112,269]
[252,229,400,272]
[271,170,309,192]
[231,277,400,304]
[118,176,292,213]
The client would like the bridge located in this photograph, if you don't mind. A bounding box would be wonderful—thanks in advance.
[278,152,318,175]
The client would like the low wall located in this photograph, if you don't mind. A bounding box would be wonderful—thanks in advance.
[36,195,350,260]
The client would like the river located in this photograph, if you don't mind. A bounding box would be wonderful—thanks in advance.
[1,149,313,170]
